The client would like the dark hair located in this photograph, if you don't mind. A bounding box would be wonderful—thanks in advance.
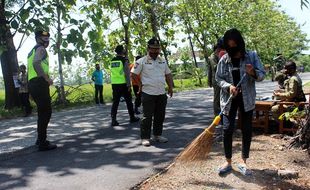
[223,28,245,55]
[217,37,224,49]
[213,37,224,52]
[115,45,124,54]
[19,65,26,70]
[284,61,296,71]
[147,37,160,48]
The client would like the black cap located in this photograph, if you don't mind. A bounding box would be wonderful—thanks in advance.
[115,45,124,54]
[35,31,50,38]
[147,37,160,48]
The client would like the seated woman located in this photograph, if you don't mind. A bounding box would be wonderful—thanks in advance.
[271,61,306,120]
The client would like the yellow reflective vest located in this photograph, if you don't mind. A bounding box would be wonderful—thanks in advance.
[110,60,126,84]
[27,46,49,81]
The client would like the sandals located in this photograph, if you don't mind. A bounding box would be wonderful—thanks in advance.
[218,165,232,175]
[237,164,252,176]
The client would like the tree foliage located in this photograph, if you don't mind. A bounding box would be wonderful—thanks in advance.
[1,0,309,109]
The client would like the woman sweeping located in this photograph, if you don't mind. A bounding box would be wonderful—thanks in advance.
[215,28,266,176]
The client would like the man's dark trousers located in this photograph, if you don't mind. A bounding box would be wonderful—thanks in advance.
[28,77,52,144]
[140,92,167,139]
[132,85,141,109]
[111,84,135,119]
[95,84,104,104]
[19,92,32,114]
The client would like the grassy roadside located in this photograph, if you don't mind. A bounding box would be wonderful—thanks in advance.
[0,77,209,119]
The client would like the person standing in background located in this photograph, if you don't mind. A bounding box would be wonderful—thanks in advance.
[209,37,225,117]
[110,45,139,126]
[18,64,32,117]
[92,64,105,106]
[129,55,142,114]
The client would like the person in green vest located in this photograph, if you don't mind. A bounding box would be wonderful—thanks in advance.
[27,30,57,151]
[110,45,139,126]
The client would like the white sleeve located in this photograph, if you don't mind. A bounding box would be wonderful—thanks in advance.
[131,58,143,75]
[165,62,171,75]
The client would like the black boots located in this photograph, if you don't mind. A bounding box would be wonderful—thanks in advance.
[37,140,57,151]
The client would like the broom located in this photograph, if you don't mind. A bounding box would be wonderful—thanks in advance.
[176,74,246,162]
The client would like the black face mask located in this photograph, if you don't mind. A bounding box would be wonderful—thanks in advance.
[226,46,240,57]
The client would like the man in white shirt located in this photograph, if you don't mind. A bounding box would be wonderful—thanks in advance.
[131,37,173,146]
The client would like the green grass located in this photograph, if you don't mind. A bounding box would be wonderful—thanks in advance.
[0,77,209,119]
[304,82,310,87]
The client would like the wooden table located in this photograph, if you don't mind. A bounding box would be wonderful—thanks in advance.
[253,101,274,133]
[304,88,310,104]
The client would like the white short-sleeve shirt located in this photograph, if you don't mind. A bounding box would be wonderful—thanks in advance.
[131,55,171,95]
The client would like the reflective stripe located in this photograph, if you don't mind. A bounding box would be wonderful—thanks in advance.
[110,60,126,84]
[27,47,49,81]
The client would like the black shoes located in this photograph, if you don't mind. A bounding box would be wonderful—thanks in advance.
[134,107,141,115]
[111,116,139,126]
[130,116,140,123]
[111,120,119,126]
[36,140,57,151]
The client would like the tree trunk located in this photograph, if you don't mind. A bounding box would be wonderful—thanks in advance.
[56,0,67,104]
[188,35,198,68]
[0,3,20,109]
[144,0,169,65]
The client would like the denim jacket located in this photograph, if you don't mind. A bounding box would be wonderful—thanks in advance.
[215,51,266,115]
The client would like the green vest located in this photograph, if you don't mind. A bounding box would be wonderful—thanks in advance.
[27,46,49,81]
[110,60,126,84]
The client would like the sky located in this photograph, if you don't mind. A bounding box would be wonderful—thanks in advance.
[1,0,310,77]
[277,0,310,54]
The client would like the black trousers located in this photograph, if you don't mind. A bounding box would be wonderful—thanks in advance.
[111,84,134,119]
[140,92,167,139]
[222,94,253,159]
[132,85,141,109]
[28,77,52,144]
[95,84,104,104]
[19,92,32,114]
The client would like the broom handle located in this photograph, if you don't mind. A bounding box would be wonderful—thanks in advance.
[218,73,247,116]
[207,73,247,132]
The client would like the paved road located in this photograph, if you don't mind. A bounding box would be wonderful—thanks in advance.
[0,73,309,190]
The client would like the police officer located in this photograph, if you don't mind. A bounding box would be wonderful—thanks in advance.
[131,37,174,146]
[110,45,139,126]
[28,30,57,151]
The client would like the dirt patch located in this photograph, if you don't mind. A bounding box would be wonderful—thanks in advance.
[136,132,310,190]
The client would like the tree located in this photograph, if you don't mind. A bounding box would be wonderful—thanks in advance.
[0,0,23,109]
